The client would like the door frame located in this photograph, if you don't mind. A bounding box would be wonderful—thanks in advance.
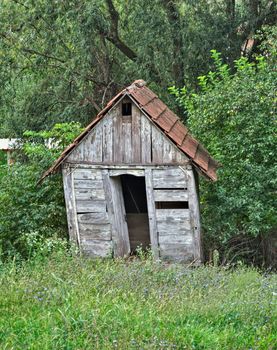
[103,168,159,258]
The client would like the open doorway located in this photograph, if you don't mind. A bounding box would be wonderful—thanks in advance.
[120,175,151,254]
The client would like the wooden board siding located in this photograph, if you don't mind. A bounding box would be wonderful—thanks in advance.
[108,176,130,256]
[67,100,188,166]
[153,189,188,201]
[63,163,201,263]
[152,168,187,189]
[69,168,113,257]
[151,167,196,262]
[145,168,159,258]
[102,170,130,257]
[186,167,202,264]
[81,240,113,257]
[62,165,79,243]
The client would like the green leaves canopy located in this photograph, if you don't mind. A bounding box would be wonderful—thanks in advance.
[171,48,276,256]
[1,0,275,136]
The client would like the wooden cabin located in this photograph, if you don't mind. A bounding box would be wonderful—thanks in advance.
[41,80,219,263]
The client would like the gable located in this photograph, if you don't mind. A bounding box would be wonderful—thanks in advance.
[40,80,219,183]
[67,97,188,165]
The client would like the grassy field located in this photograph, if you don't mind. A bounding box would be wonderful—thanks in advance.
[0,253,276,350]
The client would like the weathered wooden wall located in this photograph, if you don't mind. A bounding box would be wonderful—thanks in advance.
[61,97,201,263]
[67,99,188,165]
[62,164,201,263]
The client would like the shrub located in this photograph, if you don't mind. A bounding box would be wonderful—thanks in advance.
[170,48,276,265]
[0,122,83,260]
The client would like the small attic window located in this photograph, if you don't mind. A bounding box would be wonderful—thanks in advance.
[122,102,132,116]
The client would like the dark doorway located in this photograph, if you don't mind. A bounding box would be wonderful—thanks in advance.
[120,175,150,253]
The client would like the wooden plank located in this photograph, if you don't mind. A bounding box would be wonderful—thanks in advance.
[79,223,111,241]
[158,222,191,234]
[73,179,104,189]
[81,240,112,257]
[83,132,92,161]
[145,168,159,258]
[163,139,175,163]
[141,115,151,163]
[66,163,179,170]
[132,105,141,163]
[157,220,191,234]
[102,170,130,257]
[151,125,164,163]
[77,212,110,224]
[62,166,78,243]
[159,243,194,262]
[109,169,144,177]
[158,234,193,245]
[73,169,102,180]
[102,114,113,163]
[90,124,103,163]
[153,189,188,201]
[122,119,132,163]
[113,105,123,163]
[109,175,130,256]
[186,167,202,264]
[75,188,105,201]
[76,200,106,213]
[156,209,190,220]
[152,168,187,188]
[67,142,84,162]
[102,170,118,257]
[176,149,188,164]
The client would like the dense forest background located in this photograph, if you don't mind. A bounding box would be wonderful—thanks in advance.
[0,0,276,265]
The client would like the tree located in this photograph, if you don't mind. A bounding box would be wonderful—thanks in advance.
[0,0,275,137]
[170,41,276,265]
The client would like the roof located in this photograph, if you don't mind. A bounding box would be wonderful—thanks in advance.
[41,80,219,182]
[0,139,18,151]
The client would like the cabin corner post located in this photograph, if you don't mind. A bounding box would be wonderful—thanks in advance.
[186,166,202,264]
[145,168,159,258]
[62,164,80,246]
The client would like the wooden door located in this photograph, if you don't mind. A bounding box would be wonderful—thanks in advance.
[108,176,130,257]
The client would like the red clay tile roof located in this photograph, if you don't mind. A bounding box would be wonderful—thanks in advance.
[40,80,219,182]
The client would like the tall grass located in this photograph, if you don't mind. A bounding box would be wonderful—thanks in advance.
[0,253,276,349]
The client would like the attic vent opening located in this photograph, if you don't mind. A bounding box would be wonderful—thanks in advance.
[122,102,132,116]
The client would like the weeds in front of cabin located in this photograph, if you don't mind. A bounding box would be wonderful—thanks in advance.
[0,251,276,350]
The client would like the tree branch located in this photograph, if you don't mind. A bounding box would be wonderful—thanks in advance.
[21,48,65,63]
[104,0,137,61]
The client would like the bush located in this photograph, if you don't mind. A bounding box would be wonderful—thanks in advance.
[170,48,276,266]
[0,122,83,260]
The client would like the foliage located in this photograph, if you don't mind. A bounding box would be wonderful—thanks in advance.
[170,47,276,263]
[0,122,83,260]
[0,254,276,349]
[0,0,275,136]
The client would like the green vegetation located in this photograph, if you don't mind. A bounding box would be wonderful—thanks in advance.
[170,44,276,265]
[0,252,276,349]
[0,123,82,260]
[0,1,276,264]
[0,2,276,347]
[0,1,275,136]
